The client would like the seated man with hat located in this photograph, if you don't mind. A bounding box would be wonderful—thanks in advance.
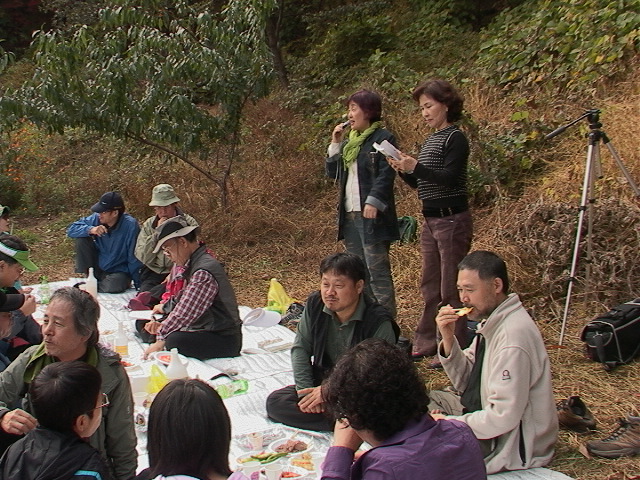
[67,191,142,293]
[135,184,198,296]
[142,217,242,360]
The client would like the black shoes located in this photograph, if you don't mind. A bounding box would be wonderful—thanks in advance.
[557,395,597,433]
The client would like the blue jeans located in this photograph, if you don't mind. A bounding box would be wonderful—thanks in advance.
[74,237,132,293]
[342,212,396,317]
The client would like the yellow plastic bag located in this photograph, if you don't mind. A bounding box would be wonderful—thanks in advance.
[146,364,168,394]
[266,278,298,315]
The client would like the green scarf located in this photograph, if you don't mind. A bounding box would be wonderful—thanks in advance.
[23,343,99,384]
[342,121,381,170]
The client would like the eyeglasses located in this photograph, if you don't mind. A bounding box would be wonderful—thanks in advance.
[90,393,110,413]
[161,239,178,253]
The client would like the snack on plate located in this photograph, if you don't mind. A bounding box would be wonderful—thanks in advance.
[281,471,302,478]
[291,452,314,471]
[455,306,473,317]
[238,451,288,465]
[275,439,308,453]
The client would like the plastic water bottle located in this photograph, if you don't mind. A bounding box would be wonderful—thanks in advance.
[166,348,189,380]
[114,321,129,357]
[39,277,51,304]
[85,268,98,299]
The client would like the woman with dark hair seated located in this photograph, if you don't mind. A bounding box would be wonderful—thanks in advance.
[135,379,248,480]
[321,338,486,480]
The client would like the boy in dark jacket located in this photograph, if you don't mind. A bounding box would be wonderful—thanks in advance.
[0,361,113,480]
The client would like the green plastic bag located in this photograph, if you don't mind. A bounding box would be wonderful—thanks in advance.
[396,215,418,244]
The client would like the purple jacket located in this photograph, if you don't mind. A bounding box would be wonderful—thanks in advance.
[321,415,487,480]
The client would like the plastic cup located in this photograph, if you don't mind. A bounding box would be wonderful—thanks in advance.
[242,460,261,477]
[264,461,283,480]
[248,432,263,450]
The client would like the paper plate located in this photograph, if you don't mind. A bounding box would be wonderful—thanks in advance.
[151,351,188,367]
[238,305,253,320]
[269,437,313,455]
[236,450,287,467]
[279,466,310,479]
[289,452,324,473]
[243,308,280,327]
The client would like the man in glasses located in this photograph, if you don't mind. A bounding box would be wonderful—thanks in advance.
[67,191,142,293]
[0,362,113,479]
[0,287,136,479]
[141,216,242,361]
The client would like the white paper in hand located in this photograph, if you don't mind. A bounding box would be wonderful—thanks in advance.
[372,140,401,161]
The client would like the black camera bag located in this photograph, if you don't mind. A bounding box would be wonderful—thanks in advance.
[580,299,640,371]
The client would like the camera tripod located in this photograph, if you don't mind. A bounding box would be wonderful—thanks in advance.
[546,109,640,345]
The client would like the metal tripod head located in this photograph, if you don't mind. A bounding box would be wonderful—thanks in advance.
[545,108,601,140]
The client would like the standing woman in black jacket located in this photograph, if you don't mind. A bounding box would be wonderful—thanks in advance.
[387,79,473,360]
[326,89,399,317]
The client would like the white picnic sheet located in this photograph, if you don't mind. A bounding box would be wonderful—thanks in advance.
[28,281,574,480]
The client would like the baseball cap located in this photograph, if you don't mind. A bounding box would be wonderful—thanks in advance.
[91,192,125,213]
[152,216,199,253]
[149,184,180,207]
[0,240,38,272]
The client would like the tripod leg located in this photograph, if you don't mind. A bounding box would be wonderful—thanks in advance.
[584,144,600,306]
[602,136,640,196]
[559,142,597,345]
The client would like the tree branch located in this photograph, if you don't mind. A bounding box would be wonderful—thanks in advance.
[124,132,222,190]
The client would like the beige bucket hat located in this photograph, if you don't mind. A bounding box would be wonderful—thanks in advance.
[149,184,180,207]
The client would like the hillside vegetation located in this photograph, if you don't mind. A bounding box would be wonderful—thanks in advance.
[1,1,639,479]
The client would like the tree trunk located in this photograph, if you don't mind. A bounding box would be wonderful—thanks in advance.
[265,12,289,89]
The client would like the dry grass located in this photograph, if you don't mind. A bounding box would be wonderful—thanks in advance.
[11,79,640,480]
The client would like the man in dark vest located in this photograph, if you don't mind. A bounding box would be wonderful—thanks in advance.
[266,252,399,431]
[142,216,242,360]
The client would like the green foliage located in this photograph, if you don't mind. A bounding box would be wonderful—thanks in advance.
[289,1,396,88]
[477,0,640,94]
[394,0,478,75]
[468,102,548,196]
[0,45,13,75]
[39,0,107,34]
[0,0,276,202]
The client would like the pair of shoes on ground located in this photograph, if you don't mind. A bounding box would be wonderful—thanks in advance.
[586,415,640,459]
[557,395,597,433]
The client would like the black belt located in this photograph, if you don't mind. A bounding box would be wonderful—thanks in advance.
[422,206,468,218]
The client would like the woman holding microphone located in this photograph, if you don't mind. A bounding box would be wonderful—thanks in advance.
[387,79,473,361]
[326,89,399,317]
